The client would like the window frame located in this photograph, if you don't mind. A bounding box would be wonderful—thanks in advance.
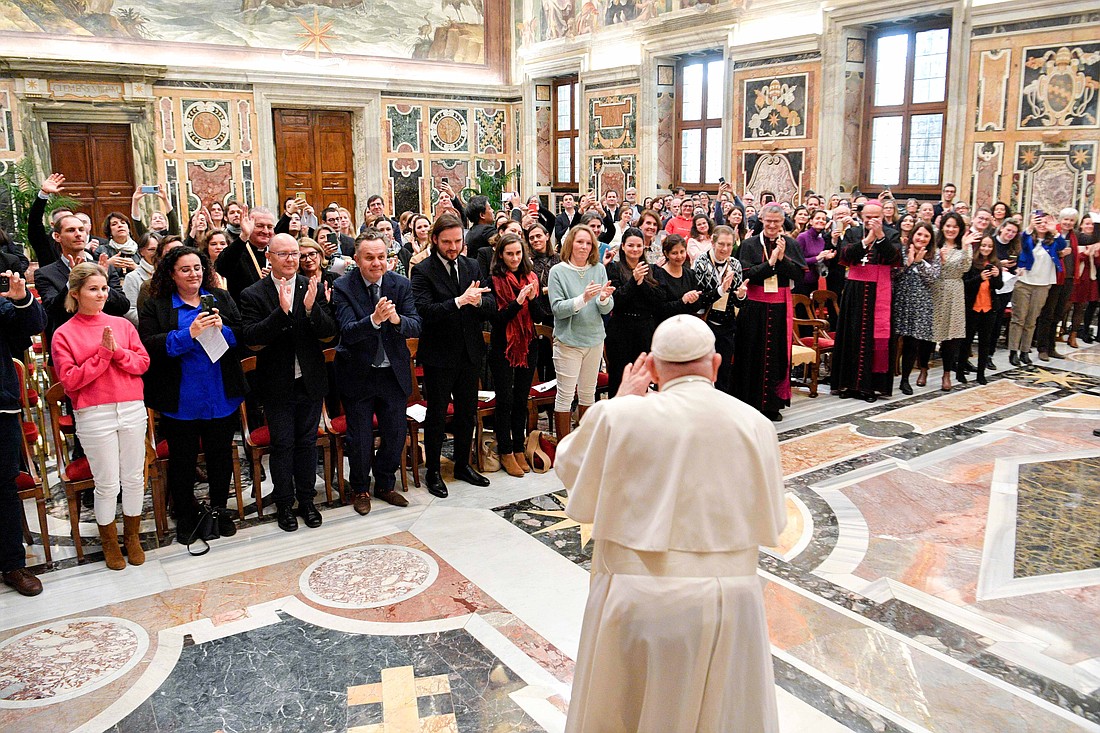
[673,54,724,193]
[552,75,580,190]
[859,18,952,196]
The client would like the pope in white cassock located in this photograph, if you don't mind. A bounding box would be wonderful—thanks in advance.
[556,314,787,733]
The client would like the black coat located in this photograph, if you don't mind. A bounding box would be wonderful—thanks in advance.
[216,236,268,302]
[739,235,807,288]
[0,293,45,411]
[332,270,422,396]
[238,274,338,402]
[411,253,495,368]
[137,287,248,414]
[554,210,582,244]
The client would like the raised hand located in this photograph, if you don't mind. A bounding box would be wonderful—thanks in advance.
[276,276,294,313]
[617,352,652,397]
[599,282,615,299]
[40,173,65,196]
[633,261,649,285]
[602,246,617,266]
[581,280,602,303]
[682,289,701,305]
[0,270,26,301]
[98,253,110,270]
[720,267,735,292]
[458,280,491,307]
[240,207,254,242]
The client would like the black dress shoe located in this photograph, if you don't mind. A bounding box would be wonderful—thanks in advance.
[426,471,448,498]
[986,358,997,370]
[296,501,322,528]
[1009,351,1021,367]
[956,373,968,385]
[453,464,490,487]
[2,568,42,597]
[763,411,782,422]
[1094,428,1100,437]
[961,360,976,373]
[276,504,298,532]
[977,374,988,385]
[899,380,913,395]
[863,393,878,403]
[1020,351,1033,365]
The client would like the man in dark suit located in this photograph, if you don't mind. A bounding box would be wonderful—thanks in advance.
[322,206,356,256]
[239,233,338,532]
[554,193,582,244]
[35,214,129,357]
[217,206,275,302]
[411,213,495,497]
[332,231,422,514]
[463,195,497,257]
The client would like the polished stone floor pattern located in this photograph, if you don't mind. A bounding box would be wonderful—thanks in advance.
[2,346,1099,732]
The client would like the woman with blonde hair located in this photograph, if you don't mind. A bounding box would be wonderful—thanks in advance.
[548,225,615,437]
[52,263,151,570]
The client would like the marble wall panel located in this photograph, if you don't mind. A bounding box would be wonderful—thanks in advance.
[971,142,1004,209]
[589,154,636,198]
[584,86,639,197]
[185,160,234,214]
[1018,43,1100,130]
[387,104,423,154]
[476,108,505,155]
[731,60,819,201]
[656,87,675,192]
[976,49,1011,132]
[535,104,552,187]
[1012,141,1096,217]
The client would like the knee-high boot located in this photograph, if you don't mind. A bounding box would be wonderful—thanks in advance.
[554,411,572,439]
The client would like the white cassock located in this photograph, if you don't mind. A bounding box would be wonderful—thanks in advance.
[556,375,787,733]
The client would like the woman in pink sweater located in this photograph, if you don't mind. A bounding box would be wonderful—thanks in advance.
[52,263,151,570]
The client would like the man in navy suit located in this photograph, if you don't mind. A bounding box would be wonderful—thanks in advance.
[332,231,422,515]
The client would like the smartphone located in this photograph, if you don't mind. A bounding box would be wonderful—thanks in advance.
[295,191,306,201]
[441,176,449,186]
[0,275,9,291]
[327,232,339,246]
[200,294,216,314]
[527,200,539,215]
[718,177,726,184]
[140,185,160,194]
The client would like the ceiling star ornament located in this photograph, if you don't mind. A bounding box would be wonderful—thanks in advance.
[1024,368,1089,389]
[530,493,593,548]
[296,9,337,60]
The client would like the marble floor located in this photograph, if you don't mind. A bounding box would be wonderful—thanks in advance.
[3,345,1100,732]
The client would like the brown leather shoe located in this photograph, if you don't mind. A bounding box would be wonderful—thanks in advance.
[352,493,372,516]
[916,368,928,387]
[3,568,43,596]
[513,452,531,473]
[375,490,409,508]
[98,522,126,571]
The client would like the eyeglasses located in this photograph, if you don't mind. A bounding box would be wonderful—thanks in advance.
[269,251,300,260]
[300,251,320,260]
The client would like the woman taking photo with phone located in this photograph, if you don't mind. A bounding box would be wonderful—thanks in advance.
[139,247,246,545]
[53,263,151,570]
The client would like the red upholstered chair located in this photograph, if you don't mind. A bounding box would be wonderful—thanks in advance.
[16,412,51,566]
[239,356,332,518]
[527,324,558,433]
[45,383,95,561]
[810,289,840,338]
[792,294,833,398]
[13,359,49,488]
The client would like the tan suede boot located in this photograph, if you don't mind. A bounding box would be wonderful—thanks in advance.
[500,453,525,478]
[122,515,145,566]
[98,522,126,571]
[513,452,531,473]
[554,411,572,439]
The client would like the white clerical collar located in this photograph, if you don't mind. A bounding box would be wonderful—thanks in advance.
[660,375,714,391]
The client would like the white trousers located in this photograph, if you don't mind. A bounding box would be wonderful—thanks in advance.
[552,341,603,411]
[73,400,148,525]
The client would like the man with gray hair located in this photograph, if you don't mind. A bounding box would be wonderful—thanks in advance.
[557,314,786,732]
[217,205,275,301]
[1034,207,1080,360]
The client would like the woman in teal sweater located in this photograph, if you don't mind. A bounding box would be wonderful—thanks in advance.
[548,224,615,437]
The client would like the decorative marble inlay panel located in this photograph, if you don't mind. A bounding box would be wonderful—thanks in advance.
[158,97,176,155]
[971,142,1004,209]
[299,545,439,609]
[535,105,552,186]
[430,159,470,199]
[389,158,423,221]
[1014,457,1100,578]
[182,100,232,152]
[237,99,253,154]
[976,49,1011,132]
[589,94,637,150]
[744,151,802,204]
[240,159,255,208]
[185,160,233,214]
[873,381,1054,434]
[656,90,675,190]
[429,108,469,154]
[387,104,422,154]
[1018,44,1100,129]
[165,159,180,215]
[48,80,122,100]
[779,424,899,478]
[589,154,635,198]
[743,74,807,139]
[1012,141,1096,218]
[475,108,505,155]
[0,617,148,708]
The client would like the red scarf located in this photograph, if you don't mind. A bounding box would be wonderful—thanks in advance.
[493,270,538,367]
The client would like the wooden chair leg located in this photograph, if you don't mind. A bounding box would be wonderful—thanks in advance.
[35,494,51,565]
[21,511,32,546]
[251,451,264,518]
[399,436,409,492]
[153,459,168,543]
[67,490,84,561]
[408,424,421,488]
[231,450,245,520]
[335,438,347,504]
[321,440,333,505]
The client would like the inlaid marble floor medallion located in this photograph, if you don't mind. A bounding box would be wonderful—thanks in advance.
[300,545,440,609]
[0,617,149,708]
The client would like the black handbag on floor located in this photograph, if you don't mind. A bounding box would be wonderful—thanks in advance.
[186,502,220,556]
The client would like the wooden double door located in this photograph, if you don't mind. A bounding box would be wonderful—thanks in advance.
[47,123,136,230]
[273,109,355,217]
